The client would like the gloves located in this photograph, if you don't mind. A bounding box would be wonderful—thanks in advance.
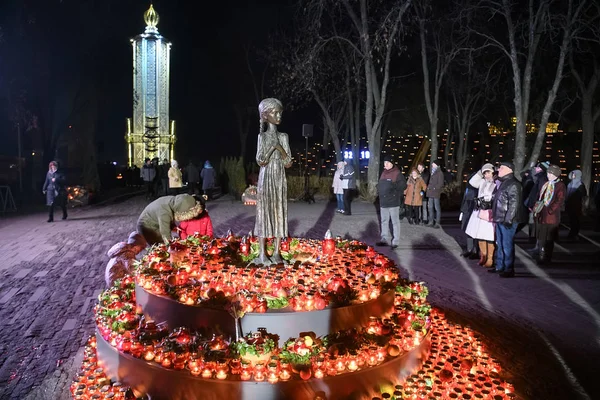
[339,176,345,180]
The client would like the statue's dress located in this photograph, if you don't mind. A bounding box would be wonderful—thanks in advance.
[254,130,292,238]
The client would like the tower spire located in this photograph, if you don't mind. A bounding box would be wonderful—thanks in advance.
[144,4,159,33]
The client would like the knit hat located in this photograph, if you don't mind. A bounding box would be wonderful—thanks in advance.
[539,161,550,171]
[547,164,561,177]
[481,163,495,173]
[383,155,393,163]
[431,159,440,167]
[499,161,515,171]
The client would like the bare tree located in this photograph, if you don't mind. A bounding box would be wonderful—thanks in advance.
[417,0,466,163]
[569,4,600,206]
[469,0,589,173]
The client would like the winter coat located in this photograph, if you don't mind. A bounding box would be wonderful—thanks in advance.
[179,212,214,239]
[42,170,67,206]
[201,167,216,190]
[492,173,524,225]
[536,181,566,226]
[185,164,200,184]
[137,194,198,243]
[404,176,427,207]
[332,169,344,195]
[141,164,156,183]
[525,170,547,209]
[459,172,479,232]
[565,170,587,217]
[168,167,182,188]
[426,168,444,199]
[340,164,356,189]
[377,166,406,208]
[465,173,496,241]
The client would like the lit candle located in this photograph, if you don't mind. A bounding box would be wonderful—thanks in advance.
[201,368,212,378]
[314,368,325,379]
[216,370,227,380]
[279,369,291,381]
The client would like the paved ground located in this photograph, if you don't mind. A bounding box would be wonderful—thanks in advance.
[0,195,598,400]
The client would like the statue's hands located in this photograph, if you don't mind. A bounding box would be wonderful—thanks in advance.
[274,144,288,158]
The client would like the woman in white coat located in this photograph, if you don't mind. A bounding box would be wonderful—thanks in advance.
[465,163,496,268]
[332,161,345,213]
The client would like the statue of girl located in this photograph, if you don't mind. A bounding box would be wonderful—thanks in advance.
[253,98,293,264]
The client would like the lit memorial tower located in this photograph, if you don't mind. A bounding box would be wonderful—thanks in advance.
[126,4,175,167]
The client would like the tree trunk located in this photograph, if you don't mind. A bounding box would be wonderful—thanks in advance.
[580,92,596,208]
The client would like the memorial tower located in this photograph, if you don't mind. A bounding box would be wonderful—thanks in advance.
[126,4,175,167]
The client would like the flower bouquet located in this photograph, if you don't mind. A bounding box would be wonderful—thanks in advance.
[233,329,278,366]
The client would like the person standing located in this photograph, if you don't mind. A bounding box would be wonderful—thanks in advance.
[417,162,430,224]
[185,161,200,195]
[524,162,549,255]
[465,164,496,268]
[158,159,170,196]
[490,161,523,278]
[426,160,444,228]
[565,169,587,239]
[376,156,407,249]
[332,161,345,213]
[404,168,427,225]
[534,165,566,264]
[339,158,356,215]
[42,161,68,223]
[168,160,183,195]
[141,158,156,200]
[201,160,216,199]
[459,169,480,259]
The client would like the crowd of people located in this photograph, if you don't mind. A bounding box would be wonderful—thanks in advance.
[137,157,216,201]
[457,161,592,277]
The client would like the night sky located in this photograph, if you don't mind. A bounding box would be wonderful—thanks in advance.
[0,0,311,165]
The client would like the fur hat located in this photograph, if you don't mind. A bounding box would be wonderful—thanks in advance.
[174,201,205,222]
[547,164,561,177]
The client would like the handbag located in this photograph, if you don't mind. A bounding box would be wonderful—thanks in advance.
[478,209,492,222]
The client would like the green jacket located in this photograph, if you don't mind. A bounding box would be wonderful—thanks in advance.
[137,194,197,242]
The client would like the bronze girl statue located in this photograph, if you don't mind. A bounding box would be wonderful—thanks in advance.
[253,98,292,265]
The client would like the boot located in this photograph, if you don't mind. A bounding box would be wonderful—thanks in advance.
[47,206,54,223]
[538,247,547,265]
[478,241,487,266]
[484,241,495,268]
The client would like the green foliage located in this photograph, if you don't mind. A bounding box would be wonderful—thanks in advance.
[264,296,289,309]
[220,157,247,199]
[233,337,276,357]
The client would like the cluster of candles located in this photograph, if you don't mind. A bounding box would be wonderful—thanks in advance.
[372,309,519,400]
[70,337,135,399]
[83,296,518,399]
[135,236,398,312]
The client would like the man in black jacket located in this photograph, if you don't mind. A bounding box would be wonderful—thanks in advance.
[417,162,430,224]
[490,161,523,278]
[376,156,407,249]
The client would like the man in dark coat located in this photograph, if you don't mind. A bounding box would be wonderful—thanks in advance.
[140,158,156,200]
[185,161,200,195]
[376,156,407,249]
[200,160,216,199]
[490,161,524,278]
[426,159,444,228]
[42,161,68,222]
[524,162,549,255]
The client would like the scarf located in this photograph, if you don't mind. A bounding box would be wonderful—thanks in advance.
[567,170,582,197]
[539,179,557,206]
